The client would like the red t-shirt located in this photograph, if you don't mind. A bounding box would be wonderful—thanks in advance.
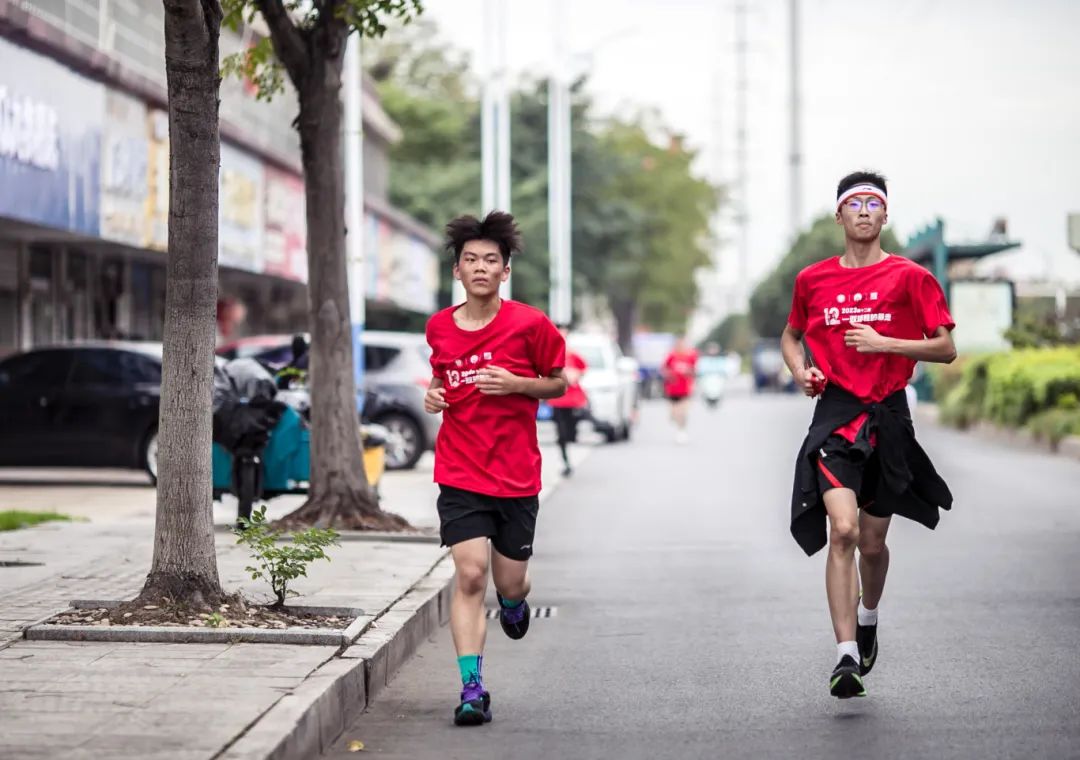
[663,350,699,398]
[787,255,954,441]
[426,300,566,497]
[548,353,588,409]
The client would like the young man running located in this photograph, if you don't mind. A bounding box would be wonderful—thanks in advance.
[662,336,698,444]
[547,324,589,477]
[782,171,956,699]
[424,211,567,726]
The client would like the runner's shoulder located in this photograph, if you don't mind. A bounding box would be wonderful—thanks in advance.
[796,256,841,281]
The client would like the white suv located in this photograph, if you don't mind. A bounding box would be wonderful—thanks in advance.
[567,333,639,443]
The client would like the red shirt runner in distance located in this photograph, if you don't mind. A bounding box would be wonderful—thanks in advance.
[663,349,699,399]
[547,353,588,409]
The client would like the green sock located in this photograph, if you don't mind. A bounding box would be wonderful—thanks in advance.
[499,596,524,609]
[457,654,482,685]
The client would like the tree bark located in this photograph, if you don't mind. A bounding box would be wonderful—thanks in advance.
[612,297,638,356]
[276,23,408,531]
[137,0,226,607]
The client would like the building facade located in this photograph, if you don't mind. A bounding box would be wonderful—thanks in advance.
[0,0,438,357]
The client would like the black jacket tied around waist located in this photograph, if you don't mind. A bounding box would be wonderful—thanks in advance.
[790,383,952,556]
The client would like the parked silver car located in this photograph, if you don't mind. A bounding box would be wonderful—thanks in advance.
[218,331,439,470]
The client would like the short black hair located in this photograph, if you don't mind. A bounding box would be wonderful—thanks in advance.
[445,211,523,265]
[836,170,888,200]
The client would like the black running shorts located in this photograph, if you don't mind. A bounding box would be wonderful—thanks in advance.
[437,485,539,561]
[814,435,890,518]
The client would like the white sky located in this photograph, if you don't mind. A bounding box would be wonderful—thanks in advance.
[422,0,1080,287]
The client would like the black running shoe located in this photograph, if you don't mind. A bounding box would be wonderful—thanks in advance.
[856,622,878,676]
[830,655,867,699]
[495,592,530,640]
[453,680,492,726]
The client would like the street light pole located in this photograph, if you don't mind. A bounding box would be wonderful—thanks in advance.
[344,34,365,407]
[548,0,572,326]
[789,0,803,240]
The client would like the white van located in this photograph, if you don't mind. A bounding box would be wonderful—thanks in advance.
[567,333,639,442]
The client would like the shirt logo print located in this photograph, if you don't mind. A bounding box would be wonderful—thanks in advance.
[824,291,893,328]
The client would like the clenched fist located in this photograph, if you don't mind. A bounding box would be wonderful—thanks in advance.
[424,386,449,414]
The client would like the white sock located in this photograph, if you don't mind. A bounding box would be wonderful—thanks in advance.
[837,641,859,664]
[857,601,878,626]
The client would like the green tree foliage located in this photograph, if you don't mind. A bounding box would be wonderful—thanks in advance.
[749,215,903,338]
[701,312,755,355]
[366,27,718,339]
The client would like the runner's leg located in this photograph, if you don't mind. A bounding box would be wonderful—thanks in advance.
[823,488,860,644]
[450,538,490,658]
[858,512,892,610]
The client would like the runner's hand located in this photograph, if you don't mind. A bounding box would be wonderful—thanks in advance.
[476,366,522,396]
[796,366,826,397]
[845,323,890,353]
[424,386,449,413]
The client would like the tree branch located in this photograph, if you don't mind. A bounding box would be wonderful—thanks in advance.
[255,0,309,83]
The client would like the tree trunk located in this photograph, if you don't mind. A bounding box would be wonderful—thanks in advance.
[612,297,637,356]
[277,47,408,532]
[137,0,226,607]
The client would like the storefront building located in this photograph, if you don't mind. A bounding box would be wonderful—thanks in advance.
[0,0,438,358]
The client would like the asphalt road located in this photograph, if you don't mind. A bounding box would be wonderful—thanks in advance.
[326,388,1080,760]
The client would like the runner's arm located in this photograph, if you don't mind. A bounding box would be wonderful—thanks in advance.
[782,325,824,396]
[424,377,448,413]
[476,366,567,398]
[845,324,957,363]
[513,369,568,400]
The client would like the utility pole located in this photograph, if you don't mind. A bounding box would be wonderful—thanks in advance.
[789,0,803,240]
[548,0,572,325]
[734,0,749,311]
[344,35,365,406]
[481,0,512,300]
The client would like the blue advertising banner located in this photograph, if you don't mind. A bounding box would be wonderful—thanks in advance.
[0,37,104,236]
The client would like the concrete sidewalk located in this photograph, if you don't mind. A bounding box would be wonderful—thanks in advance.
[0,434,592,759]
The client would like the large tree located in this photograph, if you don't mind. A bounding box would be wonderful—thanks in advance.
[223,0,421,530]
[136,0,226,607]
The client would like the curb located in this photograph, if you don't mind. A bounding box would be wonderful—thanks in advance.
[26,604,373,647]
[219,553,453,760]
[917,403,1080,463]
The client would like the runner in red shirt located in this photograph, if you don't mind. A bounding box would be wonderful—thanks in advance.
[547,325,589,477]
[781,170,957,699]
[424,211,567,726]
[662,337,698,444]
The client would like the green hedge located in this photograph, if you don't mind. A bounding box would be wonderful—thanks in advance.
[935,347,1080,442]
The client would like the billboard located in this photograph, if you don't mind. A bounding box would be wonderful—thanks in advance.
[364,211,437,313]
[949,280,1014,354]
[219,142,265,272]
[0,37,103,236]
[101,91,149,246]
[263,166,307,282]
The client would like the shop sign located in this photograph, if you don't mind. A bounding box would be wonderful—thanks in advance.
[0,37,102,236]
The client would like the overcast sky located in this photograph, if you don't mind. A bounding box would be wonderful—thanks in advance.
[422,0,1080,286]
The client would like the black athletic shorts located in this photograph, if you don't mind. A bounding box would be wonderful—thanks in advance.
[814,435,890,518]
[437,485,539,561]
[666,393,690,403]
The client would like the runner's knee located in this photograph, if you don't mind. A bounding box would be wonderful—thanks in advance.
[455,559,488,596]
[858,532,887,558]
[829,519,860,550]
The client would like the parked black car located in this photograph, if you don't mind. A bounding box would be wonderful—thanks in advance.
[0,343,165,482]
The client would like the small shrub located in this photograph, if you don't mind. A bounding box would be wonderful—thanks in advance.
[234,506,340,607]
[1027,408,1080,445]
